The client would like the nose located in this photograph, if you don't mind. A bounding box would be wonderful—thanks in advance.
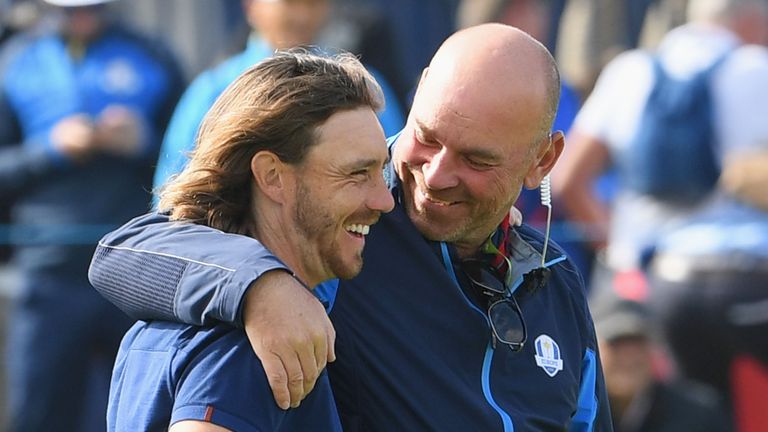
[422,149,459,190]
[368,174,395,214]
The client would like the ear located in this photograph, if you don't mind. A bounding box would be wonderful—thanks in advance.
[523,130,565,190]
[250,151,290,204]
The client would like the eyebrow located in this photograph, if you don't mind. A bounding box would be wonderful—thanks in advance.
[463,147,501,162]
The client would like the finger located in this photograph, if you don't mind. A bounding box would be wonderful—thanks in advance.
[258,351,291,410]
[282,351,305,408]
[314,330,328,372]
[296,338,320,399]
[326,322,336,363]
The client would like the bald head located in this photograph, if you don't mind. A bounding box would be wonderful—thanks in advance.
[394,24,566,255]
[422,23,561,138]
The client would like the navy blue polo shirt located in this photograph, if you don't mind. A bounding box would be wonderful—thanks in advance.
[108,321,341,431]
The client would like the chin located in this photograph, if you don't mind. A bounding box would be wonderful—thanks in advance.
[415,222,460,243]
[331,257,364,280]
[409,210,464,242]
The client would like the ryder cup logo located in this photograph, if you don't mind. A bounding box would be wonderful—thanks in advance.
[534,334,563,377]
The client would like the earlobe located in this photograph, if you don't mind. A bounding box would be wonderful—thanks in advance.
[523,131,565,189]
[251,151,288,203]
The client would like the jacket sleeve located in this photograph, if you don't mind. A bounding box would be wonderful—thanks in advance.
[0,81,68,199]
[592,347,614,432]
[0,142,61,199]
[88,213,289,326]
[568,271,614,432]
[0,37,61,197]
[570,328,613,432]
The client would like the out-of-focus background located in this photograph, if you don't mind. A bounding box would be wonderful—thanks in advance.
[1,0,767,431]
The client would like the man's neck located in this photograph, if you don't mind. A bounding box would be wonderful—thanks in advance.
[260,234,318,289]
[454,215,511,261]
[453,239,487,260]
[251,206,321,289]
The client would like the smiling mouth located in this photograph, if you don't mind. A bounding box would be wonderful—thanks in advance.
[345,224,370,238]
[421,190,457,207]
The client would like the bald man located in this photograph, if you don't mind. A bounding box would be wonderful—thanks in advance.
[89,24,613,431]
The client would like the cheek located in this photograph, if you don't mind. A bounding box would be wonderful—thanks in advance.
[328,187,365,218]
[463,171,515,202]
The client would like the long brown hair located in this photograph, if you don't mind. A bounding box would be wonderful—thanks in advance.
[158,49,384,235]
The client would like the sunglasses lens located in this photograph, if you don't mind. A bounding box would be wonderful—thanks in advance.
[464,263,506,295]
[489,299,525,348]
[461,257,530,351]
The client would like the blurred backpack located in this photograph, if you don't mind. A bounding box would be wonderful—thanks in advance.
[621,52,731,204]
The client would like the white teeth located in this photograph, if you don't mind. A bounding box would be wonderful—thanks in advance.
[345,224,370,235]
[425,194,452,206]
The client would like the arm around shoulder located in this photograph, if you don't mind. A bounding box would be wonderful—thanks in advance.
[89,213,336,410]
[88,212,289,324]
[241,270,336,411]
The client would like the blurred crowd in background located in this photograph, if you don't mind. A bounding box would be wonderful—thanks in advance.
[0,0,766,431]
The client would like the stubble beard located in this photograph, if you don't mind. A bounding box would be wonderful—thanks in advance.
[293,181,363,281]
[404,180,514,253]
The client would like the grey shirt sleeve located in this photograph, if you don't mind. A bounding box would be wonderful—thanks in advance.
[89,213,289,326]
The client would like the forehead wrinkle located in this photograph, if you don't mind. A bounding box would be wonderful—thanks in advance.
[308,144,387,179]
[415,105,505,161]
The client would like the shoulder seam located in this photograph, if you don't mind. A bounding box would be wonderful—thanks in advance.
[97,242,236,272]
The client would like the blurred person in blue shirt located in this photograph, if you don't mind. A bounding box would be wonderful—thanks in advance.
[152,0,404,195]
[649,145,768,425]
[556,0,768,272]
[556,0,768,424]
[361,0,459,105]
[0,0,41,263]
[0,0,183,430]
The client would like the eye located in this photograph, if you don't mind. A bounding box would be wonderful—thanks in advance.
[415,131,439,148]
[420,139,439,148]
[466,158,494,170]
[350,169,370,178]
